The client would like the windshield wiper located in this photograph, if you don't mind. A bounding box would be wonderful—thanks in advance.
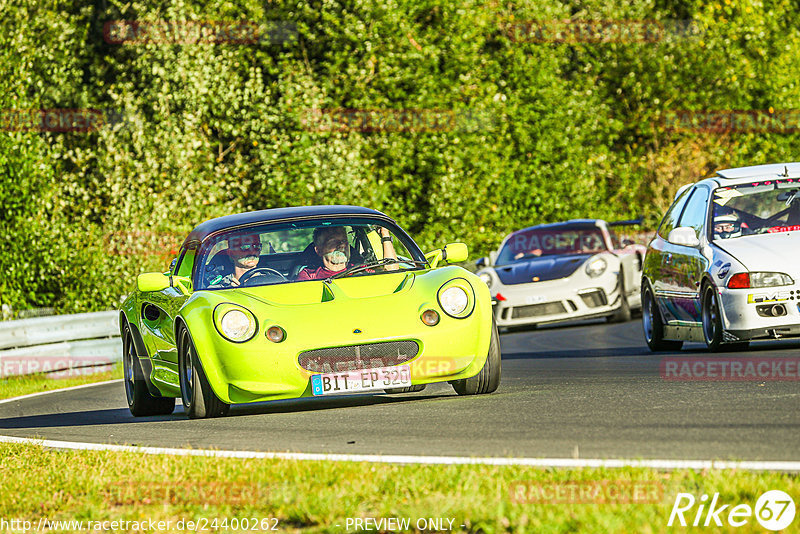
[328,258,428,281]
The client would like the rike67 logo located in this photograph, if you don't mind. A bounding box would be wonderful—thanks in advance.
[668,490,795,530]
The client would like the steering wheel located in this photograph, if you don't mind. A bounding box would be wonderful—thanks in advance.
[238,267,287,285]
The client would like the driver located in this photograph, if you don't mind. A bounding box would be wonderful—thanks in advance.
[208,234,265,287]
[713,212,742,239]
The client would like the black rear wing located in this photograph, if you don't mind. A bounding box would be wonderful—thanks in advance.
[608,218,643,227]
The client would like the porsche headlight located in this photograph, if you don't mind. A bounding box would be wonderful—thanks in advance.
[478,272,493,287]
[214,304,257,342]
[750,272,794,288]
[437,279,476,318]
[585,257,607,278]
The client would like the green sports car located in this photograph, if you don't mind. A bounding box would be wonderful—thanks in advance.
[120,206,501,418]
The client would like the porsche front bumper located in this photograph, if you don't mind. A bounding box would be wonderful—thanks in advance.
[490,273,623,327]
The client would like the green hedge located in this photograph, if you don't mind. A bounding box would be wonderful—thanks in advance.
[2,0,800,313]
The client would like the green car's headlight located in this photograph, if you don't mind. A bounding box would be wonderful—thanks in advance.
[214,304,257,342]
[437,279,476,318]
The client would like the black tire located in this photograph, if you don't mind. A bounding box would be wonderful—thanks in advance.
[642,284,683,352]
[451,319,501,395]
[123,324,175,417]
[385,384,426,394]
[608,274,632,323]
[701,284,724,352]
[178,325,230,419]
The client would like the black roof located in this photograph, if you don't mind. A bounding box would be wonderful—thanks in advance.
[182,205,392,247]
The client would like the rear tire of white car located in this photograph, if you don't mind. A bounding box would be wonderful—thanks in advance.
[451,319,501,395]
[702,284,724,352]
[642,284,683,352]
[179,325,230,419]
[385,385,426,394]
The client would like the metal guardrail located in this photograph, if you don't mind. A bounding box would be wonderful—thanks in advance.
[0,311,121,378]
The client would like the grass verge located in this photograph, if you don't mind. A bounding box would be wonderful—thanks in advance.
[0,364,122,401]
[0,442,797,533]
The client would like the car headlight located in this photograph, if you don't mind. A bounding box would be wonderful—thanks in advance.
[750,272,794,288]
[437,279,476,318]
[478,272,493,287]
[214,304,257,342]
[585,257,607,278]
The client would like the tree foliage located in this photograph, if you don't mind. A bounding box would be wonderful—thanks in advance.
[1,0,799,312]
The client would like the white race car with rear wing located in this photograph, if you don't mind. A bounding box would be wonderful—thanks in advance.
[476,219,645,328]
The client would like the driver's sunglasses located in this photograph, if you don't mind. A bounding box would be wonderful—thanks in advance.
[234,242,262,252]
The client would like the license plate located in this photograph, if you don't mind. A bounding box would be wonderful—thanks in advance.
[311,365,411,396]
[525,295,545,304]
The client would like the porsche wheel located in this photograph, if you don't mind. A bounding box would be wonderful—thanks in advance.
[178,325,230,419]
[702,284,724,352]
[642,285,683,352]
[123,324,175,417]
[451,319,501,395]
[385,385,426,394]
[608,274,632,323]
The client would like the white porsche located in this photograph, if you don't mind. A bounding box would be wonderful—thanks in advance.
[642,162,800,352]
[476,219,645,328]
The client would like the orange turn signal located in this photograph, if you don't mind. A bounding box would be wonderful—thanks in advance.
[421,309,440,326]
[266,325,285,343]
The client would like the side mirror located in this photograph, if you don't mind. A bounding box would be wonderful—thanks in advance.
[667,227,700,248]
[137,272,171,293]
[443,242,468,263]
[172,275,193,296]
[475,257,487,268]
[425,242,469,268]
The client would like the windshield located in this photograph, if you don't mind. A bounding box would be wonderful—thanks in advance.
[195,218,426,290]
[496,226,607,265]
[712,179,800,240]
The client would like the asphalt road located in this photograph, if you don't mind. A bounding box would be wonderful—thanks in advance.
[1,320,799,461]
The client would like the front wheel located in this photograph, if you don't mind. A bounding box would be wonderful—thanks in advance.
[178,325,230,419]
[608,274,632,323]
[451,319,501,395]
[642,285,683,352]
[702,284,724,352]
[123,325,175,417]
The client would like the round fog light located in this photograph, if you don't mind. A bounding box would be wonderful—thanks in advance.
[421,309,440,326]
[266,326,285,343]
